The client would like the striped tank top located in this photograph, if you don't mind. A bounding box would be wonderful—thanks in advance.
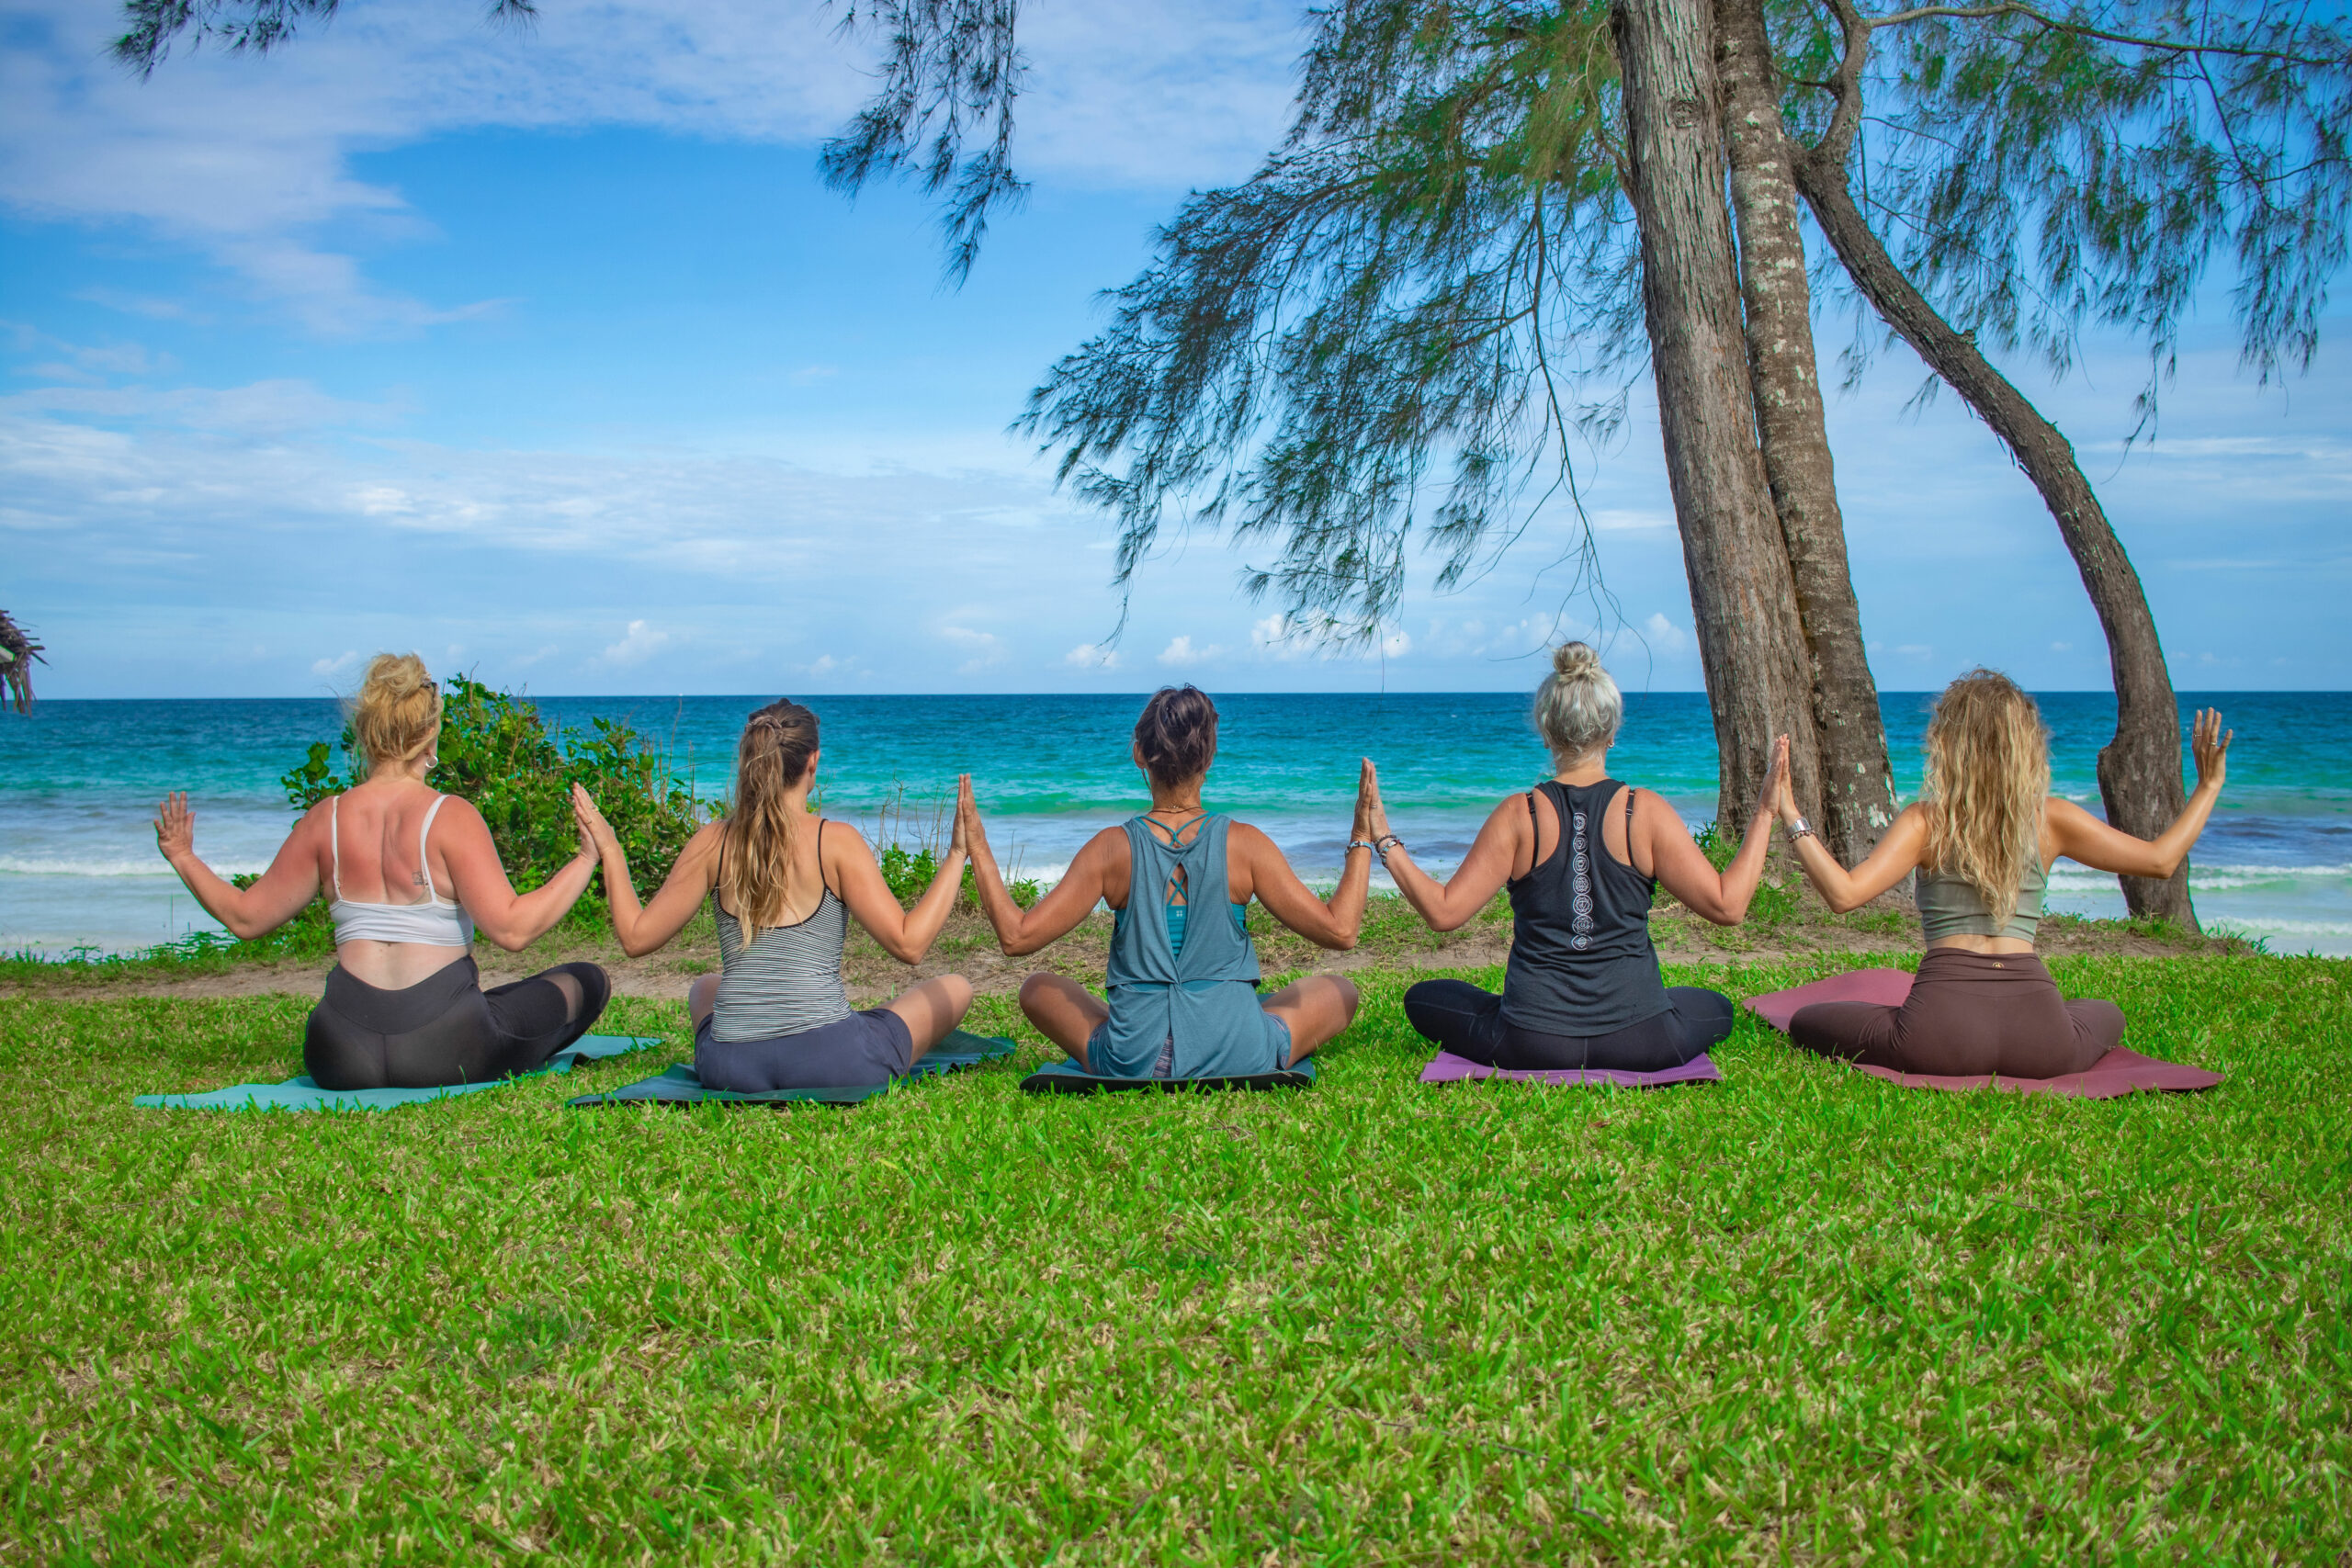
[708,823,854,1043]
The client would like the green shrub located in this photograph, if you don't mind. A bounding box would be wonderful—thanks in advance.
[281,675,710,897]
[876,844,1039,910]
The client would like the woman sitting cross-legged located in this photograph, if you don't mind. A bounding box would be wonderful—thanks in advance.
[1374,641,1789,1073]
[1772,670,2229,1077]
[956,684,1376,1077]
[154,653,612,1090]
[571,697,975,1092]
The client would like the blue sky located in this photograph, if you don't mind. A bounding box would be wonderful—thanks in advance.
[3,0,2345,699]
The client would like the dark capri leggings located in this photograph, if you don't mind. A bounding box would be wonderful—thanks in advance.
[303,954,611,1090]
[1790,948,2122,1078]
[1403,978,1736,1073]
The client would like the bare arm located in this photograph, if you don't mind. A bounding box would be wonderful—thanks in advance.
[1375,779,1522,934]
[830,816,968,965]
[2048,708,2231,877]
[153,792,323,941]
[436,796,598,952]
[1650,735,1788,925]
[575,790,722,957]
[1781,799,1930,914]
[961,775,1122,957]
[1226,760,1377,950]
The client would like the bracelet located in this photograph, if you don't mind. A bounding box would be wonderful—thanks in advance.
[1374,833,1406,863]
[1346,839,1377,855]
[1783,816,1815,841]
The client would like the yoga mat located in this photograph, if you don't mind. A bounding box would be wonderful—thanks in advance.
[1019,1058,1317,1094]
[1417,1050,1722,1089]
[134,1034,662,1113]
[1742,968,2223,1099]
[567,1029,1017,1107]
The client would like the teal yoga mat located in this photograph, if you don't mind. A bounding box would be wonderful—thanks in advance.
[566,1029,1019,1107]
[1019,1058,1317,1094]
[133,1034,662,1113]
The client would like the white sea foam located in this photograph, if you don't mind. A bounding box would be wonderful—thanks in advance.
[0,857,266,878]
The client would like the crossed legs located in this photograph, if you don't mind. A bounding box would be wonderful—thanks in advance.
[1017,971,1360,1071]
[690,972,974,1066]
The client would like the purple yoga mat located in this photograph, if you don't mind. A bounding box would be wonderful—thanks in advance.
[1418,1051,1723,1089]
[1742,966,2223,1099]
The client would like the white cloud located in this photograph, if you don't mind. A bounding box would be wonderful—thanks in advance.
[1158,634,1222,667]
[939,625,1007,673]
[1064,642,1124,671]
[1642,612,1688,653]
[601,619,670,667]
[1380,627,1411,658]
[2050,640,2072,652]
[311,649,361,677]
[0,0,1297,333]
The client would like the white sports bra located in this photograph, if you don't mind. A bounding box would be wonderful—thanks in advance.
[327,795,475,948]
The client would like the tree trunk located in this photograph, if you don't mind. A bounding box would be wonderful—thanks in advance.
[1611,0,1826,833]
[1795,153,2197,926]
[1713,0,1896,867]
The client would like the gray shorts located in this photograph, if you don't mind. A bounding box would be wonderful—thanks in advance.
[695,1008,913,1092]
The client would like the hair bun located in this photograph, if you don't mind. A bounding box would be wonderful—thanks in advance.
[1551,640,1600,677]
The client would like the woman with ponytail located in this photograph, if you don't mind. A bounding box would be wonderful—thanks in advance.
[573,698,974,1091]
[154,653,612,1089]
[1370,641,1785,1073]
[1770,671,2230,1077]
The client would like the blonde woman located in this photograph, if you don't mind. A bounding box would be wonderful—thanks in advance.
[1368,641,1788,1072]
[1773,671,2231,1077]
[572,698,974,1091]
[154,654,611,1089]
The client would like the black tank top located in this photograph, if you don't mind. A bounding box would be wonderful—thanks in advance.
[1500,779,1673,1035]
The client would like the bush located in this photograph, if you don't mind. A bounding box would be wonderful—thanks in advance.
[876,844,1040,910]
[282,675,710,897]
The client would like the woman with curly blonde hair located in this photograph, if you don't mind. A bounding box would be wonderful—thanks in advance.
[1773,670,2232,1077]
[154,654,611,1089]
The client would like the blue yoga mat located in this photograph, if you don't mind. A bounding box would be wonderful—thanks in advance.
[1019,1058,1317,1094]
[133,1034,662,1112]
[567,1029,1019,1107]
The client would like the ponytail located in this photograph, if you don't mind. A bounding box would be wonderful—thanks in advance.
[720,699,820,940]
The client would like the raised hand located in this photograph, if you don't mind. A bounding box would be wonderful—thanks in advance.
[1353,758,1388,844]
[1761,734,1793,821]
[154,792,194,863]
[950,773,973,856]
[2191,708,2233,793]
[571,784,618,858]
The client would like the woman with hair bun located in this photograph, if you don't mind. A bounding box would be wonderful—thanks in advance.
[956,684,1377,1077]
[572,698,975,1091]
[153,653,612,1089]
[1771,671,2230,1077]
[1371,641,1786,1072]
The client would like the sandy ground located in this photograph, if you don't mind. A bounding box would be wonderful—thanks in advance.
[3,890,2250,1004]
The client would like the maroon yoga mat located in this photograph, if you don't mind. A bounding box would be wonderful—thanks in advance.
[1418,1051,1723,1089]
[1741,967,2223,1099]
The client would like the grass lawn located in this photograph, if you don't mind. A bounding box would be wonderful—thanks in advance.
[5,954,2348,1563]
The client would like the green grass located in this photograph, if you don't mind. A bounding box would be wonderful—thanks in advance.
[5,955,2349,1563]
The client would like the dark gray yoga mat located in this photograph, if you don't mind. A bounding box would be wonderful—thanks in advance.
[1019,1058,1317,1095]
[566,1029,1018,1107]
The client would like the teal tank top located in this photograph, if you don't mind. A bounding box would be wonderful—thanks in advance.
[1097,815,1286,1078]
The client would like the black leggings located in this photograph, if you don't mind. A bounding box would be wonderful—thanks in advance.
[1404,978,1736,1073]
[303,955,611,1090]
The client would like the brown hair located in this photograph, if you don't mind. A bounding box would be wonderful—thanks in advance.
[719,699,821,941]
[350,653,442,773]
[1921,669,2052,926]
[1134,685,1219,788]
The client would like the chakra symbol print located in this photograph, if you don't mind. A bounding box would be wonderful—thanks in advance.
[1569,807,1595,951]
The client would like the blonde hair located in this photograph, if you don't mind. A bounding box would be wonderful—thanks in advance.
[1921,669,2051,926]
[719,699,820,942]
[349,653,442,773]
[1533,641,1623,764]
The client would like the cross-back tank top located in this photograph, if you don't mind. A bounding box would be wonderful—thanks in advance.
[1501,779,1672,1035]
[327,794,474,947]
[1096,813,1276,1078]
[709,820,854,1042]
[1916,854,2047,942]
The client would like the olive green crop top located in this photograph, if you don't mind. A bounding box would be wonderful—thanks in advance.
[1915,854,2047,942]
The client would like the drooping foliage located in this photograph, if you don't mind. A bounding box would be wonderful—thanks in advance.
[110,0,535,74]
[0,609,45,715]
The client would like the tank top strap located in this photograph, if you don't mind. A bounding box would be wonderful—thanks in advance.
[417,795,449,901]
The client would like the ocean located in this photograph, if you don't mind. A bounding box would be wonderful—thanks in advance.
[3,692,2346,957]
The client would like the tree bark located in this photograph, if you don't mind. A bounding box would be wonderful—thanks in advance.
[1611,0,1826,833]
[1713,0,1896,867]
[1796,155,2197,926]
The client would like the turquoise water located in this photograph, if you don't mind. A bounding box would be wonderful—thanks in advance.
[2,692,2345,955]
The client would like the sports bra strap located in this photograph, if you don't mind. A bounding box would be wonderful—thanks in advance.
[418,795,449,901]
[329,795,343,897]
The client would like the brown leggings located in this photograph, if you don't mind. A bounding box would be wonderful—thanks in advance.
[1790,949,2123,1078]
